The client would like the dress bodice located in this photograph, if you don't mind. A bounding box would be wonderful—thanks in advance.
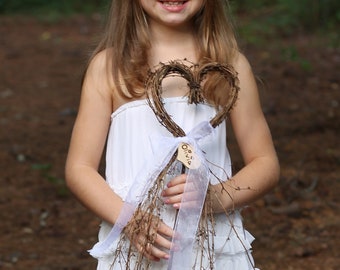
[105,96,232,200]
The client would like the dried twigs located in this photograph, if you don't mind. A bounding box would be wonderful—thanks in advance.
[110,60,256,269]
[146,60,239,134]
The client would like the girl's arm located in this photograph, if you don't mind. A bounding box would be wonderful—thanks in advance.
[65,51,124,225]
[163,53,280,212]
[65,51,172,261]
[210,53,280,212]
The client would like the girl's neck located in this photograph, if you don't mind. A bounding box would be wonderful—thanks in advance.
[148,22,199,66]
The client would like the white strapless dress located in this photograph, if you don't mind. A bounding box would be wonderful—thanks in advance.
[94,97,258,269]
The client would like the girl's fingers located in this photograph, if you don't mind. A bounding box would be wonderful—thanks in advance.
[178,199,200,209]
[136,221,173,260]
[139,238,171,260]
[163,174,204,208]
[150,222,174,259]
[162,184,185,197]
[167,174,187,187]
[164,193,182,204]
[163,175,200,198]
[157,221,174,238]
[135,241,160,261]
[149,244,170,260]
[154,233,172,250]
[162,179,191,197]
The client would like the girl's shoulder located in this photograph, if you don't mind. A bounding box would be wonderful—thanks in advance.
[82,49,115,107]
[87,48,113,78]
[231,51,253,74]
[86,49,141,111]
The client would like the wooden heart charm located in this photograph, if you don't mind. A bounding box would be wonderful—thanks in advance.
[145,60,240,137]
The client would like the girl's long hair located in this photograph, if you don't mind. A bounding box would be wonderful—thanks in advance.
[88,0,239,100]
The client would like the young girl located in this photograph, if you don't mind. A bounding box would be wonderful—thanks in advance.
[65,0,280,269]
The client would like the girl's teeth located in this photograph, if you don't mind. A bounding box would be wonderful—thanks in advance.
[163,2,184,6]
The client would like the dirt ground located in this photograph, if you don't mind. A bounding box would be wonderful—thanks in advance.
[0,16,339,270]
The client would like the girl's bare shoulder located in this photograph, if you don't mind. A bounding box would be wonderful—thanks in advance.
[86,49,139,111]
[86,49,114,84]
[83,49,115,101]
[232,51,253,75]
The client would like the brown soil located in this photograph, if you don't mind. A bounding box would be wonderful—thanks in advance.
[0,16,339,269]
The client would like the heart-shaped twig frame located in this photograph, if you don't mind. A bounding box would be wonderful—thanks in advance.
[145,60,240,137]
[111,60,242,270]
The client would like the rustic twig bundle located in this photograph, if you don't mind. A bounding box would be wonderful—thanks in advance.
[110,60,249,270]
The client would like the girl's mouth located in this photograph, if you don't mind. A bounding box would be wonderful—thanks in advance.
[158,1,189,13]
[160,1,188,7]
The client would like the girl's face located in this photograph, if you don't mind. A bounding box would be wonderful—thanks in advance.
[139,0,204,28]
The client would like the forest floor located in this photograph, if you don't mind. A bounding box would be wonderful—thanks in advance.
[0,15,339,269]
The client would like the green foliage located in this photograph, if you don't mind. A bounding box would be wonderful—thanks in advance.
[1,0,338,43]
[230,0,340,42]
[0,0,110,16]
[274,0,339,31]
[281,46,312,71]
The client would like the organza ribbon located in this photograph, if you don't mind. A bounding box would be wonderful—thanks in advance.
[89,121,214,268]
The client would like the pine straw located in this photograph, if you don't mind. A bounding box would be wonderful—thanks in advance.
[110,60,255,269]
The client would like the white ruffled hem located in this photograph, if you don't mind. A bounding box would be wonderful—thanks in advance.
[92,216,259,270]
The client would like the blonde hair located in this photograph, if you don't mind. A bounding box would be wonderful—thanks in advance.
[89,0,239,100]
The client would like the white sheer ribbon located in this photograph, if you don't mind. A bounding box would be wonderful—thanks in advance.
[89,121,214,267]
[166,130,211,269]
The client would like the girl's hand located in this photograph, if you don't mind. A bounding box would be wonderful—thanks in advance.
[162,174,186,209]
[124,213,173,261]
[162,174,201,209]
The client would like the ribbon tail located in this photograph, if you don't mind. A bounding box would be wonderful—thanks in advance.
[167,154,210,269]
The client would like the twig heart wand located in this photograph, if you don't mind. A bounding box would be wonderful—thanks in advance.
[90,59,241,269]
